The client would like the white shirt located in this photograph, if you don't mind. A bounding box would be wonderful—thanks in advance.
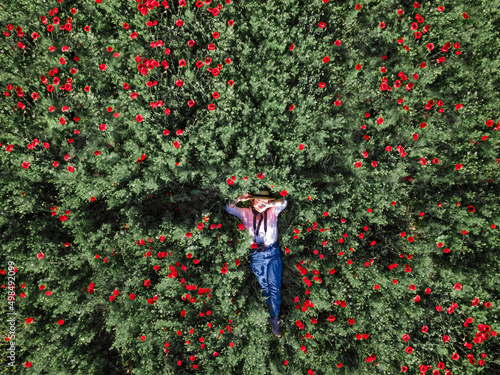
[225,199,287,246]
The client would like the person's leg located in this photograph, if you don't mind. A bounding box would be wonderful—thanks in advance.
[266,245,283,319]
[249,252,270,307]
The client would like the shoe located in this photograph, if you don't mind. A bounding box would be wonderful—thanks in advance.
[268,317,281,338]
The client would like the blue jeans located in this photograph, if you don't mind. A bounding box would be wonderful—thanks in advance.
[249,241,283,319]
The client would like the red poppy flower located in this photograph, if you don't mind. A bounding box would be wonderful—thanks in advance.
[136,114,143,122]
[405,347,413,354]
[443,335,450,342]
[58,319,64,325]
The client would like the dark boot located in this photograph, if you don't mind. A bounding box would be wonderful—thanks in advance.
[268,317,281,338]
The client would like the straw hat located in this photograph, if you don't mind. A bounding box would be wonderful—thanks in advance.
[250,190,276,201]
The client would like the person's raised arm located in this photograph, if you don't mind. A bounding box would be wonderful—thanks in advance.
[267,198,287,216]
[266,198,287,208]
[226,197,240,209]
[226,193,252,208]
[225,193,252,218]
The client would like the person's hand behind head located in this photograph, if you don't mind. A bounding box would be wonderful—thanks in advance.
[238,193,253,201]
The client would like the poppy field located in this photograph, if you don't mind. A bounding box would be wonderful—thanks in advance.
[0,0,499,374]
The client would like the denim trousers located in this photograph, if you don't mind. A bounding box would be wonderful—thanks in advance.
[249,241,283,319]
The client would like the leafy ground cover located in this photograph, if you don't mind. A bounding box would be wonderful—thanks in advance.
[0,0,499,374]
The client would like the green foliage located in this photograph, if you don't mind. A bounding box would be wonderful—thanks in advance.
[1,0,499,374]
